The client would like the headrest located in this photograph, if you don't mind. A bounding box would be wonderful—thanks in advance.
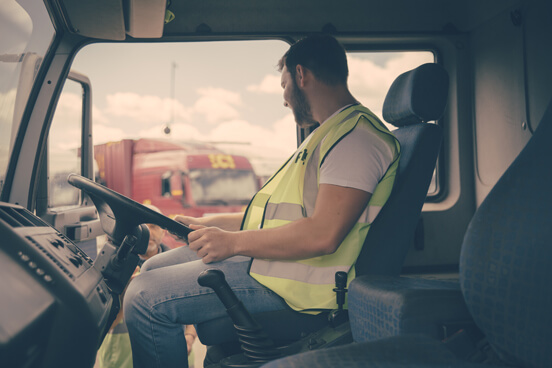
[382,63,449,127]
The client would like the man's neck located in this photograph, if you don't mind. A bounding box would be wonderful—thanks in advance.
[319,103,358,125]
[310,85,358,124]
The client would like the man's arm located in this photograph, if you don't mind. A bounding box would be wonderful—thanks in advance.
[175,212,244,232]
[187,184,371,263]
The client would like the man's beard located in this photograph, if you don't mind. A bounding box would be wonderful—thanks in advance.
[290,78,318,128]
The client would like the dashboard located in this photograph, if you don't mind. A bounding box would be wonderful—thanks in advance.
[0,202,113,368]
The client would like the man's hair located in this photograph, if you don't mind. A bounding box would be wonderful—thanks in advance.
[278,34,348,85]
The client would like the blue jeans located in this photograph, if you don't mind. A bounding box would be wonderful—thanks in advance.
[124,246,289,368]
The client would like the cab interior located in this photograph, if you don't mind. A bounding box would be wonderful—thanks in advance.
[0,0,551,367]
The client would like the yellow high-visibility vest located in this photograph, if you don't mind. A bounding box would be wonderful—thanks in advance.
[242,104,400,312]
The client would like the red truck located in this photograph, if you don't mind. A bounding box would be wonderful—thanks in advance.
[94,139,259,246]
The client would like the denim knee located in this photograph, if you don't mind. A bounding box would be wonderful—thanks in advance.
[123,275,150,326]
[140,256,156,272]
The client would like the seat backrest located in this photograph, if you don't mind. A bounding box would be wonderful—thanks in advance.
[460,100,552,368]
[356,63,449,276]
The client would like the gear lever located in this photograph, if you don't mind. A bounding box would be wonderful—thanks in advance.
[198,269,281,366]
[328,271,349,327]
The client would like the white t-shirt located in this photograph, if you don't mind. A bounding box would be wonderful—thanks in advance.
[301,107,395,218]
[320,120,394,194]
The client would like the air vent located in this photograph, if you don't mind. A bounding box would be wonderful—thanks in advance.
[0,205,49,228]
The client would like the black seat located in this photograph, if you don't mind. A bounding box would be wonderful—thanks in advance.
[356,62,448,277]
[196,63,449,358]
[262,98,552,368]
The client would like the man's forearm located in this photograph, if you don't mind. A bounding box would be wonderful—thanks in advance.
[187,185,372,264]
[176,212,244,231]
[234,217,340,260]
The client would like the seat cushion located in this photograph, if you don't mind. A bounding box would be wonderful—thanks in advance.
[349,275,473,342]
[262,334,493,368]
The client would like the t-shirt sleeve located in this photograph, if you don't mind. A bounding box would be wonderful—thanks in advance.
[319,123,394,194]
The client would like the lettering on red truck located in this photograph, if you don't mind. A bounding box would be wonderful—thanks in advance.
[208,154,236,169]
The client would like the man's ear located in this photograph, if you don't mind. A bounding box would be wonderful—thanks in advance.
[295,64,309,87]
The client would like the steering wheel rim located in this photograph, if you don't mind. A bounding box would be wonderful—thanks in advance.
[67,174,190,244]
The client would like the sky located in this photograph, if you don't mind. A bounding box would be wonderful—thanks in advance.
[54,40,433,176]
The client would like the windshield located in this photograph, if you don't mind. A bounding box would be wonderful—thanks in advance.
[188,169,257,206]
[0,1,54,195]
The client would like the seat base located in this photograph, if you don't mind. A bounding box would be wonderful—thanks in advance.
[262,334,500,368]
[349,275,474,342]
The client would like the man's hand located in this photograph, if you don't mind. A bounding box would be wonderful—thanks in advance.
[175,213,244,232]
[188,224,238,263]
[174,215,203,227]
[141,223,164,259]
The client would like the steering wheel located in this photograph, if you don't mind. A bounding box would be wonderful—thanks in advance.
[67,174,191,244]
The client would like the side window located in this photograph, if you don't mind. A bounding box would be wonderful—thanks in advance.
[347,51,439,196]
[48,78,84,208]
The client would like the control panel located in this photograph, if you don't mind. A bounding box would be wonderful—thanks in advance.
[20,227,93,281]
[0,202,113,368]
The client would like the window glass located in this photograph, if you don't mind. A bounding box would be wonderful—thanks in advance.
[48,79,83,208]
[347,51,439,195]
[73,41,294,182]
[71,43,440,216]
[0,1,54,194]
[348,51,435,128]
[188,169,258,206]
[72,41,294,218]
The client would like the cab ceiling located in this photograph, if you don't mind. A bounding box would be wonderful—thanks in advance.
[50,0,521,41]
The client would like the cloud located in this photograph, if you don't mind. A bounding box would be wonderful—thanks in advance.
[348,57,394,100]
[101,88,244,127]
[138,116,295,154]
[0,89,16,129]
[348,52,434,119]
[247,74,281,94]
[52,91,82,120]
[93,124,127,145]
[105,92,191,125]
[199,116,297,176]
[138,123,204,141]
[92,105,109,125]
[193,87,242,124]
[134,115,298,176]
[84,51,434,175]
[48,92,84,151]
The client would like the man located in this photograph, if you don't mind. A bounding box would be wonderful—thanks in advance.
[124,34,400,367]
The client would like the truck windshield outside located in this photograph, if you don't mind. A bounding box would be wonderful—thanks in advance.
[188,168,258,206]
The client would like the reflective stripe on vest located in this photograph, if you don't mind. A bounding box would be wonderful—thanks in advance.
[242,105,400,312]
